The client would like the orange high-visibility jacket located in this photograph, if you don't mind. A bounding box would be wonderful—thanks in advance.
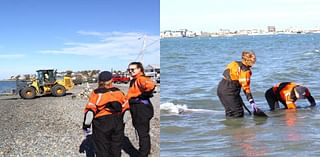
[223,61,253,101]
[84,86,129,118]
[127,73,155,100]
[272,82,311,109]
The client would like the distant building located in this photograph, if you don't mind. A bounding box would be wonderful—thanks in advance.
[145,64,160,74]
[145,64,160,82]
[268,26,276,32]
[161,29,194,38]
[199,31,211,37]
[178,29,188,37]
[218,29,231,35]
[238,29,249,35]
[160,31,174,38]
[186,30,196,37]
[160,30,185,38]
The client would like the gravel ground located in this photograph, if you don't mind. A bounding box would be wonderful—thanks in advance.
[0,83,160,157]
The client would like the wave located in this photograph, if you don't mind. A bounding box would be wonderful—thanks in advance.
[160,102,222,114]
[303,49,320,55]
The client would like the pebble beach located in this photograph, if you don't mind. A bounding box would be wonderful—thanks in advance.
[0,83,160,157]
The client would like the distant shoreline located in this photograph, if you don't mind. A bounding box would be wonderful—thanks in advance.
[160,31,320,39]
[0,80,15,82]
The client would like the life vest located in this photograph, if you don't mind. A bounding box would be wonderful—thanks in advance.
[223,61,252,94]
[127,72,155,100]
[272,82,298,109]
[84,87,128,118]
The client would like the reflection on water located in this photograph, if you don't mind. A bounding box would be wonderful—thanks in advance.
[160,34,320,156]
[233,128,268,156]
[284,110,297,127]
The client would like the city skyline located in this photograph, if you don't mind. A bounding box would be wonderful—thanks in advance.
[0,0,160,80]
[161,0,320,32]
[160,25,320,38]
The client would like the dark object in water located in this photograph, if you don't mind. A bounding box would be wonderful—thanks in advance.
[243,104,268,117]
[253,107,268,117]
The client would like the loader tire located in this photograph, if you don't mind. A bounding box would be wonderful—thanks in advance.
[52,84,66,97]
[20,87,36,99]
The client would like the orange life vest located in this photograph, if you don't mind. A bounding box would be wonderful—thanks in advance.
[272,82,297,109]
[223,61,252,95]
[84,86,128,118]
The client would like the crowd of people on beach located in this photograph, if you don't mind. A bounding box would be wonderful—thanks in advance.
[217,51,316,118]
[81,62,156,157]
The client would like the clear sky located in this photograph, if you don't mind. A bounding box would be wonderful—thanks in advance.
[0,0,160,80]
[161,0,320,32]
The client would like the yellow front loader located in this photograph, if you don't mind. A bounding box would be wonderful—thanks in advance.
[16,69,74,99]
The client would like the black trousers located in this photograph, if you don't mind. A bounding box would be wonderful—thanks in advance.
[92,114,124,157]
[265,88,281,110]
[217,79,244,118]
[129,100,154,157]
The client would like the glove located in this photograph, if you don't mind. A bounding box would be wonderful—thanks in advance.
[251,102,258,112]
[140,99,150,105]
[249,99,257,112]
[79,131,94,154]
[82,123,90,129]
[83,127,92,136]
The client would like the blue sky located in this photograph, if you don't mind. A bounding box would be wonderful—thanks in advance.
[161,0,320,32]
[0,0,160,79]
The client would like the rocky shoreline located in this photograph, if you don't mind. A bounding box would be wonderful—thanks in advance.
[0,83,160,157]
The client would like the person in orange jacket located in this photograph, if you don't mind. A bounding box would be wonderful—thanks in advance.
[265,82,316,110]
[82,71,129,157]
[127,62,155,157]
[217,51,261,118]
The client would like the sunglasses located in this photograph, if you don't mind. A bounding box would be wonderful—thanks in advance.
[127,68,137,72]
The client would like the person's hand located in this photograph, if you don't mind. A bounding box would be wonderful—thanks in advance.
[82,123,91,130]
[250,102,258,112]
[83,127,92,136]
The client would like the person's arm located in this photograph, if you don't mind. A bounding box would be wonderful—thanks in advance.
[239,70,254,103]
[137,77,156,98]
[117,90,129,111]
[305,89,316,106]
[239,69,260,112]
[83,92,97,129]
[307,96,316,106]
[141,77,156,92]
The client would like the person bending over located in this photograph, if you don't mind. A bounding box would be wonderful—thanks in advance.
[265,82,316,110]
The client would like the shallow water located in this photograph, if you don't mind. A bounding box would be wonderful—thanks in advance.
[160,34,320,156]
[0,81,15,93]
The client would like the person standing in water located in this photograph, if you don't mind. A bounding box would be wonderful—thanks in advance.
[217,51,262,118]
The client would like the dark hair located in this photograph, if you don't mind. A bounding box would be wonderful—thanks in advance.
[98,80,112,88]
[129,62,145,75]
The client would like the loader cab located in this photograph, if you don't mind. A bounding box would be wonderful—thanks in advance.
[37,69,56,85]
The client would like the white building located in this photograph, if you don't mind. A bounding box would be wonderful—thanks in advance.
[145,64,160,82]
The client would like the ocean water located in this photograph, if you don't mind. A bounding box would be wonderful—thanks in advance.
[0,81,16,94]
[160,34,320,156]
